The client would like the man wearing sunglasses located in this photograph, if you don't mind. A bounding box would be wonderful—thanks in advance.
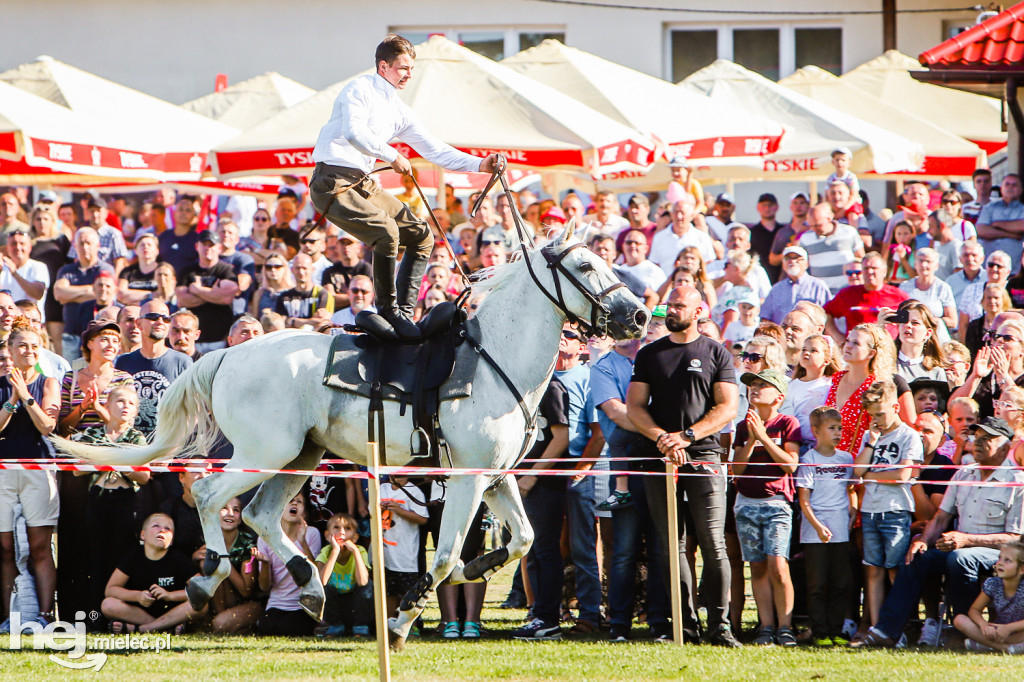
[114,299,192,438]
[309,35,499,340]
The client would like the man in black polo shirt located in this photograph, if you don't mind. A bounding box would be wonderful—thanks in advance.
[626,286,741,647]
[175,230,238,352]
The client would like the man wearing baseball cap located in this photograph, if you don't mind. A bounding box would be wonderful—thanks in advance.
[749,193,783,282]
[855,415,1024,649]
[759,245,831,325]
[175,229,239,351]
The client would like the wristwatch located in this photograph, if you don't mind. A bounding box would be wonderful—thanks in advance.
[684,428,696,442]
[24,398,35,407]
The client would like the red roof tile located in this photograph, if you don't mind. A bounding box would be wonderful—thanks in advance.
[920,2,1024,70]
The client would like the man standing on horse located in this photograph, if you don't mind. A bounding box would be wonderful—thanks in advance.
[309,34,500,339]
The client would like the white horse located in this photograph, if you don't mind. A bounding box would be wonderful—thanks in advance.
[54,222,647,647]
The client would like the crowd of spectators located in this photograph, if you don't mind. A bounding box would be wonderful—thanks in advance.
[1,161,1024,652]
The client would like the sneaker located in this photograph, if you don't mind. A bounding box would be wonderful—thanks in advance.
[650,622,673,643]
[965,638,995,653]
[841,619,858,641]
[0,617,9,635]
[709,624,743,648]
[442,621,461,639]
[776,627,798,647]
[813,637,834,647]
[596,490,633,512]
[325,624,347,637]
[512,618,562,641]
[831,634,850,646]
[917,618,941,647]
[848,627,895,649]
[1004,642,1024,654]
[351,625,370,637]
[461,621,481,639]
[609,624,630,643]
[753,627,776,646]
[500,592,528,609]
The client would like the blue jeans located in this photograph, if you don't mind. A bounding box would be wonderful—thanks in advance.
[566,475,601,624]
[61,333,82,363]
[608,474,669,627]
[524,480,567,625]
[861,510,912,569]
[874,546,1000,640]
[734,500,793,562]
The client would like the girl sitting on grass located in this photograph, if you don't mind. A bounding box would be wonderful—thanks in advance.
[955,541,1024,653]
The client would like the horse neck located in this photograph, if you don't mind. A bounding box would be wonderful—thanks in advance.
[472,257,565,402]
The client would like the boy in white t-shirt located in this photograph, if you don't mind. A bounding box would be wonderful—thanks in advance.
[380,475,428,617]
[797,407,857,646]
[723,290,760,348]
[853,379,924,635]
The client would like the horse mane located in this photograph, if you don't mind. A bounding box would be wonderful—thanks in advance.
[467,223,593,301]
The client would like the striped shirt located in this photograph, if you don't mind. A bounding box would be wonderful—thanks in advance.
[798,223,861,294]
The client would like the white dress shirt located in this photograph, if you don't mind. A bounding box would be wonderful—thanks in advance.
[649,225,716,275]
[313,74,482,174]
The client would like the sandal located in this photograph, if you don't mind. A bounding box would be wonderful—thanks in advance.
[442,621,461,639]
[461,621,481,639]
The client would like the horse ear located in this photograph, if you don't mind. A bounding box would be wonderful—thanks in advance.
[564,217,576,243]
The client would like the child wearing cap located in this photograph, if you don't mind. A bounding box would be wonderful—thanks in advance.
[732,368,801,646]
[853,378,923,635]
[722,291,760,348]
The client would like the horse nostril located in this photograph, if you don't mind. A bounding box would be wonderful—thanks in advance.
[634,309,648,328]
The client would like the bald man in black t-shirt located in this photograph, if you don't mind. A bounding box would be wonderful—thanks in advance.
[626,286,741,647]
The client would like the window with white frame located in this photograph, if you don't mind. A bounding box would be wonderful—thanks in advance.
[390,27,565,61]
[668,24,842,82]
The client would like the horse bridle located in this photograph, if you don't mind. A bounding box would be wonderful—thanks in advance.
[471,155,625,337]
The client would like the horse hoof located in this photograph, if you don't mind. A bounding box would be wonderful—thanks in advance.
[299,593,325,621]
[388,630,407,652]
[185,579,210,611]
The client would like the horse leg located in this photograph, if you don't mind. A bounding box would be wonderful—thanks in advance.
[449,474,534,584]
[185,470,271,611]
[242,441,326,620]
[388,474,488,647]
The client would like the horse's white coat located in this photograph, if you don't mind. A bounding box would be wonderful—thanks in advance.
[53,226,647,642]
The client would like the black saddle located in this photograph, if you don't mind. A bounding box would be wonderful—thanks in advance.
[337,302,468,463]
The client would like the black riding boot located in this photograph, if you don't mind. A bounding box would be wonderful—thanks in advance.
[373,255,420,339]
[396,253,430,321]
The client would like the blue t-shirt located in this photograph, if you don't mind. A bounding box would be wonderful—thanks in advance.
[115,348,193,437]
[158,229,200,276]
[554,363,595,458]
[55,262,115,335]
[590,350,633,443]
[221,250,257,314]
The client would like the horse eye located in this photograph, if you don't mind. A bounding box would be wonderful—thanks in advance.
[579,261,594,273]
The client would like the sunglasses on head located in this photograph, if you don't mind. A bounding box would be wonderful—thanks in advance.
[562,329,582,341]
[142,313,171,323]
[741,352,764,363]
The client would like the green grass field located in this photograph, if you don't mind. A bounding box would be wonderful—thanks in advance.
[4,558,1023,682]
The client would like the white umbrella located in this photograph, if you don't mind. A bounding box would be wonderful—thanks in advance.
[679,59,924,180]
[210,36,657,180]
[840,50,1006,155]
[501,40,784,166]
[183,72,316,131]
[0,55,238,181]
[780,65,986,178]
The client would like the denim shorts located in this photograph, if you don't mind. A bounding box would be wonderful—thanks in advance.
[861,510,912,568]
[734,500,793,563]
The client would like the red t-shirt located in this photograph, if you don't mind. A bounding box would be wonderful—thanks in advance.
[823,284,907,334]
[733,413,801,501]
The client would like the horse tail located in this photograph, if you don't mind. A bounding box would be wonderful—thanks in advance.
[52,350,228,465]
